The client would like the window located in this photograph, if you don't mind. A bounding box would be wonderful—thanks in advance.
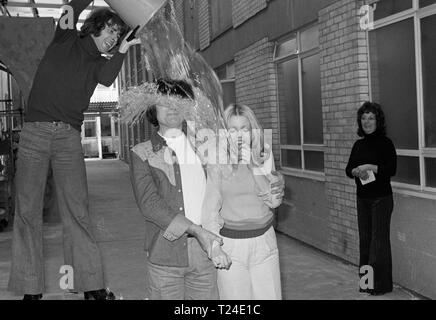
[420,0,436,7]
[114,117,119,137]
[100,115,112,137]
[274,25,324,174]
[129,46,137,86]
[373,0,413,20]
[369,19,418,150]
[369,0,436,191]
[119,63,125,90]
[84,121,96,138]
[123,54,131,88]
[215,61,236,109]
[136,45,144,85]
[120,122,130,160]
[210,0,232,38]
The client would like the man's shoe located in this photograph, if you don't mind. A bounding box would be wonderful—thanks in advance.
[84,288,115,300]
[23,294,43,300]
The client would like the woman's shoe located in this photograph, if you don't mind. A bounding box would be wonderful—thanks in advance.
[359,287,371,294]
[369,288,393,296]
[23,294,43,300]
[84,288,116,300]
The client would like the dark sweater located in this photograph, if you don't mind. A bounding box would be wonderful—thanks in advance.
[345,132,397,199]
[26,0,126,131]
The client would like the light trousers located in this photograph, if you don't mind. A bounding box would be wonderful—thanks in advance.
[217,226,282,300]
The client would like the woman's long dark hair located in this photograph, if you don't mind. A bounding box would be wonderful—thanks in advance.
[357,101,386,137]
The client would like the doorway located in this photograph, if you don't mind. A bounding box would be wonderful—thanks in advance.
[81,113,120,160]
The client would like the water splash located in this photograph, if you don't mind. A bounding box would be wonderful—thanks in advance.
[120,1,226,135]
[118,1,251,181]
[119,82,220,134]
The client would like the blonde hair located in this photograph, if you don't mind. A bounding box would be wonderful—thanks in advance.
[223,104,264,163]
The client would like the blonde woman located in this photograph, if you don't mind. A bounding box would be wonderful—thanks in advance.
[202,104,284,300]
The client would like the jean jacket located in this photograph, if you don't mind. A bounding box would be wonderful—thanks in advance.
[129,129,207,267]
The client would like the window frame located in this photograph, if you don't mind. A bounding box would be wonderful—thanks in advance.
[274,24,325,180]
[368,0,436,196]
[209,0,233,40]
[215,61,236,108]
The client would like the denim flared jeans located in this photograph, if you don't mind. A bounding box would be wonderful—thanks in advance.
[8,122,105,295]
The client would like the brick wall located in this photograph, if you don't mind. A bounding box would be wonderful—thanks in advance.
[232,0,267,28]
[198,0,211,50]
[319,0,370,264]
[235,38,280,167]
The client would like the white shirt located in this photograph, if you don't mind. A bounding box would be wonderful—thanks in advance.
[161,132,206,225]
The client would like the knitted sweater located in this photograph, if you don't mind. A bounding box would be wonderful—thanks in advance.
[345,132,397,198]
[202,159,275,237]
[26,0,126,131]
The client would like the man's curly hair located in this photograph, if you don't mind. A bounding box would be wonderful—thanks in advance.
[79,8,129,53]
[146,79,194,128]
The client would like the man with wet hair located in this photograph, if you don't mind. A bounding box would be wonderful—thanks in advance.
[129,78,222,300]
[8,0,140,300]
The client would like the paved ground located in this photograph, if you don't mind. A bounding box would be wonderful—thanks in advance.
[0,160,423,300]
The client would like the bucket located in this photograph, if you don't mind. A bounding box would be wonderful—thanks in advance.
[104,0,168,33]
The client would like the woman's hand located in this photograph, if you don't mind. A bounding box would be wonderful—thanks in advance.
[358,170,369,180]
[357,164,378,173]
[351,167,360,177]
[270,171,285,205]
[352,164,377,180]
[250,144,272,168]
[211,242,232,270]
[352,167,368,180]
[187,224,223,259]
[256,171,284,208]
[270,171,284,192]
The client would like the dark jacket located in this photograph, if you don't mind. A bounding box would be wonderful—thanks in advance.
[129,130,207,267]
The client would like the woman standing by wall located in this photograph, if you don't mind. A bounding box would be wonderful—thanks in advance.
[346,101,397,296]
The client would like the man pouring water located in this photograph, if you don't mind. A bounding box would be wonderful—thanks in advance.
[7,0,140,300]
